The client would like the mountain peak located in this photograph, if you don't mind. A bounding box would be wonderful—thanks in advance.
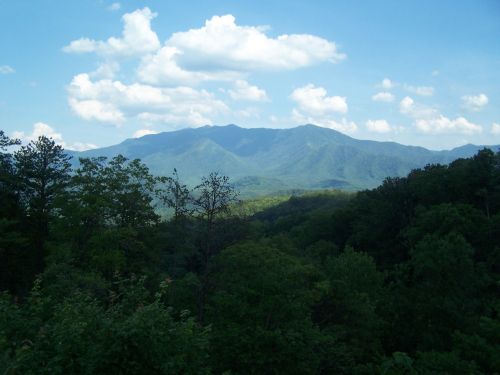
[72,125,499,196]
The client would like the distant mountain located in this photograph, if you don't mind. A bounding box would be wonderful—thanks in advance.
[70,124,500,196]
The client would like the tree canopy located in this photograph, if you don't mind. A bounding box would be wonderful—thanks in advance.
[0,132,498,374]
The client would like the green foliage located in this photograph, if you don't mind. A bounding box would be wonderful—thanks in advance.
[13,136,72,274]
[69,155,159,229]
[379,352,417,375]
[208,242,323,374]
[70,124,499,194]
[1,129,498,374]
[156,168,192,220]
[315,248,385,372]
[14,136,72,219]
[390,233,477,351]
[0,278,210,375]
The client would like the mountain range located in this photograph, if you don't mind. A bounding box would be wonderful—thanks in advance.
[71,124,500,196]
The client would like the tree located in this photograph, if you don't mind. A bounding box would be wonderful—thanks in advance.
[104,155,159,228]
[388,233,477,352]
[0,131,28,293]
[157,168,192,220]
[67,155,159,230]
[315,248,385,372]
[0,277,211,374]
[208,242,322,375]
[192,172,239,322]
[57,155,161,277]
[0,130,21,218]
[14,136,71,272]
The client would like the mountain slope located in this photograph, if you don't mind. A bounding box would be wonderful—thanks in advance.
[71,124,500,195]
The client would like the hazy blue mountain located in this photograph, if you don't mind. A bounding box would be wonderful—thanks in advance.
[70,124,500,196]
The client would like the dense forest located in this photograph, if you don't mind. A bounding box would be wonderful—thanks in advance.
[1,130,499,374]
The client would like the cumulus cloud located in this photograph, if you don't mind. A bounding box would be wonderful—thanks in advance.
[107,2,121,11]
[372,91,394,103]
[13,122,64,144]
[400,96,482,134]
[12,122,97,151]
[399,96,437,118]
[289,85,352,133]
[137,14,345,85]
[0,65,15,74]
[63,9,347,130]
[290,84,347,115]
[228,80,268,101]
[63,8,160,57]
[137,46,242,85]
[491,123,500,135]
[136,112,213,127]
[405,85,434,96]
[292,109,357,133]
[169,15,345,70]
[415,116,482,134]
[366,119,392,133]
[69,98,125,124]
[380,78,395,89]
[68,73,228,127]
[462,93,488,111]
[91,62,120,79]
[133,128,159,138]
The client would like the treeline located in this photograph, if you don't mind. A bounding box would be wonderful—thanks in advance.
[0,130,499,374]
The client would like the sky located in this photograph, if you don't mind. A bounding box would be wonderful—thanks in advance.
[1,0,499,151]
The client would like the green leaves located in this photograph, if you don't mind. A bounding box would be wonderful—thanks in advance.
[208,242,322,374]
[70,155,159,229]
[14,136,72,217]
[0,279,210,375]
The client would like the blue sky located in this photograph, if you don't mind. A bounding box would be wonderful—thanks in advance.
[1,0,499,150]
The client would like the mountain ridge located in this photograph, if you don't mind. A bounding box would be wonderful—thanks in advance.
[70,124,500,196]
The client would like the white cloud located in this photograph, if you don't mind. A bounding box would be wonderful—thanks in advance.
[491,123,500,135]
[13,122,64,144]
[13,122,98,151]
[133,128,159,138]
[137,46,240,85]
[462,93,488,111]
[290,85,351,133]
[167,15,345,71]
[68,142,100,151]
[366,119,392,133]
[399,96,414,114]
[137,14,345,85]
[292,109,357,133]
[400,96,482,134]
[91,62,120,79]
[380,78,395,89]
[63,8,160,57]
[0,65,15,74]
[405,85,434,96]
[416,116,482,134]
[399,96,437,118]
[290,84,347,115]
[136,111,213,127]
[107,2,121,11]
[228,80,268,101]
[63,10,348,130]
[372,91,394,103]
[69,98,125,124]
[235,107,261,119]
[68,73,228,127]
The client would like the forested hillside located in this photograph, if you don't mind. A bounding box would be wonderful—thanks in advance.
[1,130,499,374]
[71,124,500,195]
